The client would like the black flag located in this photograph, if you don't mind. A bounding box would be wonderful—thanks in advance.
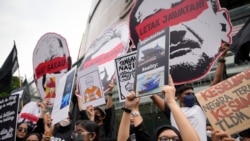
[0,42,19,92]
[230,19,250,64]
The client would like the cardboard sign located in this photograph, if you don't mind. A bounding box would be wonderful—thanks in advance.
[52,66,77,125]
[129,0,232,84]
[115,51,137,102]
[78,65,105,109]
[33,32,71,104]
[196,69,250,135]
[79,23,130,92]
[0,95,19,141]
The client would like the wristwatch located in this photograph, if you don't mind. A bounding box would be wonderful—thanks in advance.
[131,111,140,117]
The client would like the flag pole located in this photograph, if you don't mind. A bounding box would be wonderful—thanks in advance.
[18,66,22,88]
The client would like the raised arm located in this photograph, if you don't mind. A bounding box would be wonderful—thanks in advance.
[105,82,114,109]
[162,75,200,141]
[210,43,229,86]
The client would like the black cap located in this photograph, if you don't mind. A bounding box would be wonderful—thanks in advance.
[153,125,182,141]
[176,84,193,97]
[239,128,250,138]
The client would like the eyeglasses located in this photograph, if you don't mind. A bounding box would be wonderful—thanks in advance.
[158,136,180,141]
[71,131,92,141]
[17,127,28,133]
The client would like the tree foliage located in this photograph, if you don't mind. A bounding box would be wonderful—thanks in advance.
[0,76,20,97]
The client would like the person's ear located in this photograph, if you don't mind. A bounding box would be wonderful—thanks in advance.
[89,132,96,141]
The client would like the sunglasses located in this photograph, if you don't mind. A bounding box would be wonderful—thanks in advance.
[158,136,180,141]
[17,127,28,133]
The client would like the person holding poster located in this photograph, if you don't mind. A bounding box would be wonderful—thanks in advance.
[76,82,116,141]
[151,44,229,141]
[129,0,232,84]
[118,76,200,141]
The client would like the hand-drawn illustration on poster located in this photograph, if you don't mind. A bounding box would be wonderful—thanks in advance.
[78,65,105,109]
[115,51,137,102]
[52,66,76,125]
[196,69,250,135]
[129,0,232,84]
[0,95,19,141]
[135,29,169,97]
[33,33,72,106]
[79,23,130,93]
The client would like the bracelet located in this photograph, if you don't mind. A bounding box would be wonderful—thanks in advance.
[218,58,226,63]
[107,92,113,96]
[121,107,132,113]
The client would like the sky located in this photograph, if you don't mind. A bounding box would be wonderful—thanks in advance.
[0,0,92,81]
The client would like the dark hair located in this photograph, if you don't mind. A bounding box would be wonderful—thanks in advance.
[75,120,99,141]
[176,84,193,97]
[24,133,42,141]
[239,128,250,138]
[94,107,106,117]
[17,121,32,134]
[153,125,182,141]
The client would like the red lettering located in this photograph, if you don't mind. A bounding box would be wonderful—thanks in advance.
[211,105,227,121]
[228,101,240,112]
[200,88,218,101]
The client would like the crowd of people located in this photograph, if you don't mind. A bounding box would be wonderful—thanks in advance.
[15,45,250,141]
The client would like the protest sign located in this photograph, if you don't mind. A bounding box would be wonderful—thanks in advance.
[78,65,105,109]
[33,32,72,106]
[135,29,169,97]
[52,66,76,125]
[0,95,19,141]
[196,69,250,134]
[18,101,40,123]
[79,23,130,93]
[115,51,137,102]
[129,0,232,84]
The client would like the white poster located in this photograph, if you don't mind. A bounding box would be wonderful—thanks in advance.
[51,66,76,125]
[115,51,137,102]
[78,65,105,109]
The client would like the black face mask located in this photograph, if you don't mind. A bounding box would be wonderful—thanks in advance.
[94,115,100,123]
[71,133,84,141]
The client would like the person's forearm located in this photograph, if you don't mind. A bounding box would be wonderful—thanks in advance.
[151,94,165,111]
[118,112,130,141]
[167,101,200,141]
[106,95,113,109]
[211,59,225,86]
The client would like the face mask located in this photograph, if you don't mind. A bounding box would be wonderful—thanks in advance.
[183,94,195,107]
[59,119,71,127]
[94,115,100,123]
[71,133,84,141]
[206,130,212,137]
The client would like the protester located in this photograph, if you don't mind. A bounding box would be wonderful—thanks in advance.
[150,44,229,141]
[117,75,200,141]
[72,120,99,141]
[76,82,116,141]
[24,133,42,141]
[16,122,31,141]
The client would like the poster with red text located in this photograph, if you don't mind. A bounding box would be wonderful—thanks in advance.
[129,0,232,84]
[196,69,250,135]
[79,23,130,93]
[33,33,72,107]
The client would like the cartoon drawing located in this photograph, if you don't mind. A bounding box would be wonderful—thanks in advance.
[130,0,232,84]
[83,75,102,103]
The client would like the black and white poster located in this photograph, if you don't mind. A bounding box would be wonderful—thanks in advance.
[0,95,19,141]
[129,0,232,84]
[135,29,169,97]
[115,51,137,102]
